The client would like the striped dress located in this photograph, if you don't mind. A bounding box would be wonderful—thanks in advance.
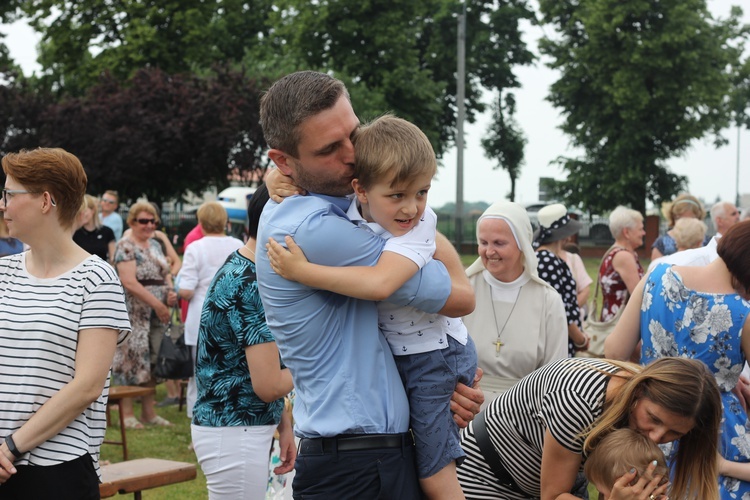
[458,357,619,498]
[0,253,131,479]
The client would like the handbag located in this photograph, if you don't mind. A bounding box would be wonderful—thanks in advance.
[154,309,193,379]
[576,245,626,358]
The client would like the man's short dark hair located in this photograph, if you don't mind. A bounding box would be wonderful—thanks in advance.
[259,71,349,157]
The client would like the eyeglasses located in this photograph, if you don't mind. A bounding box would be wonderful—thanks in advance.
[135,218,158,225]
[2,189,57,207]
[101,199,117,204]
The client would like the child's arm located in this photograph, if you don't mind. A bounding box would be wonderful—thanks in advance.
[267,235,418,301]
[433,232,475,317]
[265,168,306,203]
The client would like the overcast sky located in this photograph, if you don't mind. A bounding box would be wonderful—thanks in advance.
[2,1,748,210]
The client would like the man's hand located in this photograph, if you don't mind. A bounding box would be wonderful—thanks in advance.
[734,374,750,412]
[451,368,484,428]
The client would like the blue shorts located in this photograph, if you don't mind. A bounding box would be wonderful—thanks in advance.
[394,335,478,479]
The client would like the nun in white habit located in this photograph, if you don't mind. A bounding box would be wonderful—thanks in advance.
[463,201,568,407]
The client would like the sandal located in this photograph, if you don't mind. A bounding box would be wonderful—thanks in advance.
[123,416,144,430]
[142,415,173,427]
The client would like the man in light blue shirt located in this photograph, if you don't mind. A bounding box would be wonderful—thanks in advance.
[100,190,123,241]
[257,71,481,498]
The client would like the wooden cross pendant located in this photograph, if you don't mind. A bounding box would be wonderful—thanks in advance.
[494,339,504,353]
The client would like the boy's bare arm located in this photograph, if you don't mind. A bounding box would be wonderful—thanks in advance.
[267,236,418,301]
[265,168,306,203]
[434,232,475,317]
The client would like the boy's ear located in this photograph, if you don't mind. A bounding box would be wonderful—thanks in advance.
[352,179,368,204]
[268,149,294,177]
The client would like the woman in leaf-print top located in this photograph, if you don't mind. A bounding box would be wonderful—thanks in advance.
[191,185,295,499]
[604,220,750,499]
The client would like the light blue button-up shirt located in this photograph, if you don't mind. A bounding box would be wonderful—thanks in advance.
[257,194,451,438]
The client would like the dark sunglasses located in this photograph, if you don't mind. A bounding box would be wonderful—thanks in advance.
[136,218,158,225]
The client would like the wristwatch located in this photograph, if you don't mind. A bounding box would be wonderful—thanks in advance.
[5,434,23,459]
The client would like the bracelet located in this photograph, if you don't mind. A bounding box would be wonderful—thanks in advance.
[5,434,23,459]
[573,336,588,348]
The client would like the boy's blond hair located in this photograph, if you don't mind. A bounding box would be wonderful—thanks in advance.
[352,114,436,189]
[584,428,668,490]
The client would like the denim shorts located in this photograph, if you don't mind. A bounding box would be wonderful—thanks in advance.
[395,335,478,478]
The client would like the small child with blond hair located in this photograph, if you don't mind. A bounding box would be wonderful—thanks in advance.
[585,428,670,500]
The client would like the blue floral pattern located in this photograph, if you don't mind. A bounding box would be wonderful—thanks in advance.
[641,264,750,499]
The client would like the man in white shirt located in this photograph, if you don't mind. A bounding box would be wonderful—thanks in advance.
[711,201,740,237]
[648,200,740,271]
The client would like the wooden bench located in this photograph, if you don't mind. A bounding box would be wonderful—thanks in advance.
[99,458,197,499]
[104,386,156,460]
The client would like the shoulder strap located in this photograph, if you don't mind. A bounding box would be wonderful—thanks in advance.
[472,411,524,494]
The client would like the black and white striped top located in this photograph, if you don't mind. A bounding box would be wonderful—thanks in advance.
[459,357,620,498]
[0,253,130,478]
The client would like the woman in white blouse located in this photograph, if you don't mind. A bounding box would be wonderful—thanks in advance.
[176,201,243,417]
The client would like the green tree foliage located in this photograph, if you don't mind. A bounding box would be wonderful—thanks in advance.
[34,67,269,203]
[0,69,53,153]
[731,51,750,129]
[18,0,275,96]
[4,0,535,200]
[481,91,526,201]
[258,0,535,157]
[538,0,747,213]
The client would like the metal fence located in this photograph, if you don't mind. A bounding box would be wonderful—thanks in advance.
[435,211,614,247]
[139,208,616,254]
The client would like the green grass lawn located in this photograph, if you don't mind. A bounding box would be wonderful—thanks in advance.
[102,384,207,499]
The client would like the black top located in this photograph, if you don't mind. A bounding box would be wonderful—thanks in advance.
[73,226,116,261]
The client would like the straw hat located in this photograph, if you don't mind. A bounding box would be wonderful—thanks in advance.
[533,203,582,245]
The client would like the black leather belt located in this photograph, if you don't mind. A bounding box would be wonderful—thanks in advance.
[138,279,165,286]
[298,432,413,455]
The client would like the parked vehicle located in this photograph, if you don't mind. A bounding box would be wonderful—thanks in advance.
[217,186,256,240]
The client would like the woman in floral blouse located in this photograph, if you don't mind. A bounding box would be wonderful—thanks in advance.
[605,220,750,497]
[598,206,646,321]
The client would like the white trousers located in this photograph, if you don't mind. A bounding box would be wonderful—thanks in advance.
[192,423,276,499]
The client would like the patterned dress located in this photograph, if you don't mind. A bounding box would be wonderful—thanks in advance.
[192,250,284,427]
[112,238,171,385]
[536,249,579,357]
[598,247,644,321]
[652,233,679,257]
[640,263,750,500]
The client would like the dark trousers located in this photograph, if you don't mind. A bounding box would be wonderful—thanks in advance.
[293,439,422,499]
[0,453,100,500]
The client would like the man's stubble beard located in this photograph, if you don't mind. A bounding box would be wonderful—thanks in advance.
[289,160,354,198]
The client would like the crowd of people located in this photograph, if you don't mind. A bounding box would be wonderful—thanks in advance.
[0,70,749,500]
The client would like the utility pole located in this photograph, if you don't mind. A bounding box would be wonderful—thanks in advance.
[455,2,466,249]
[737,125,741,208]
